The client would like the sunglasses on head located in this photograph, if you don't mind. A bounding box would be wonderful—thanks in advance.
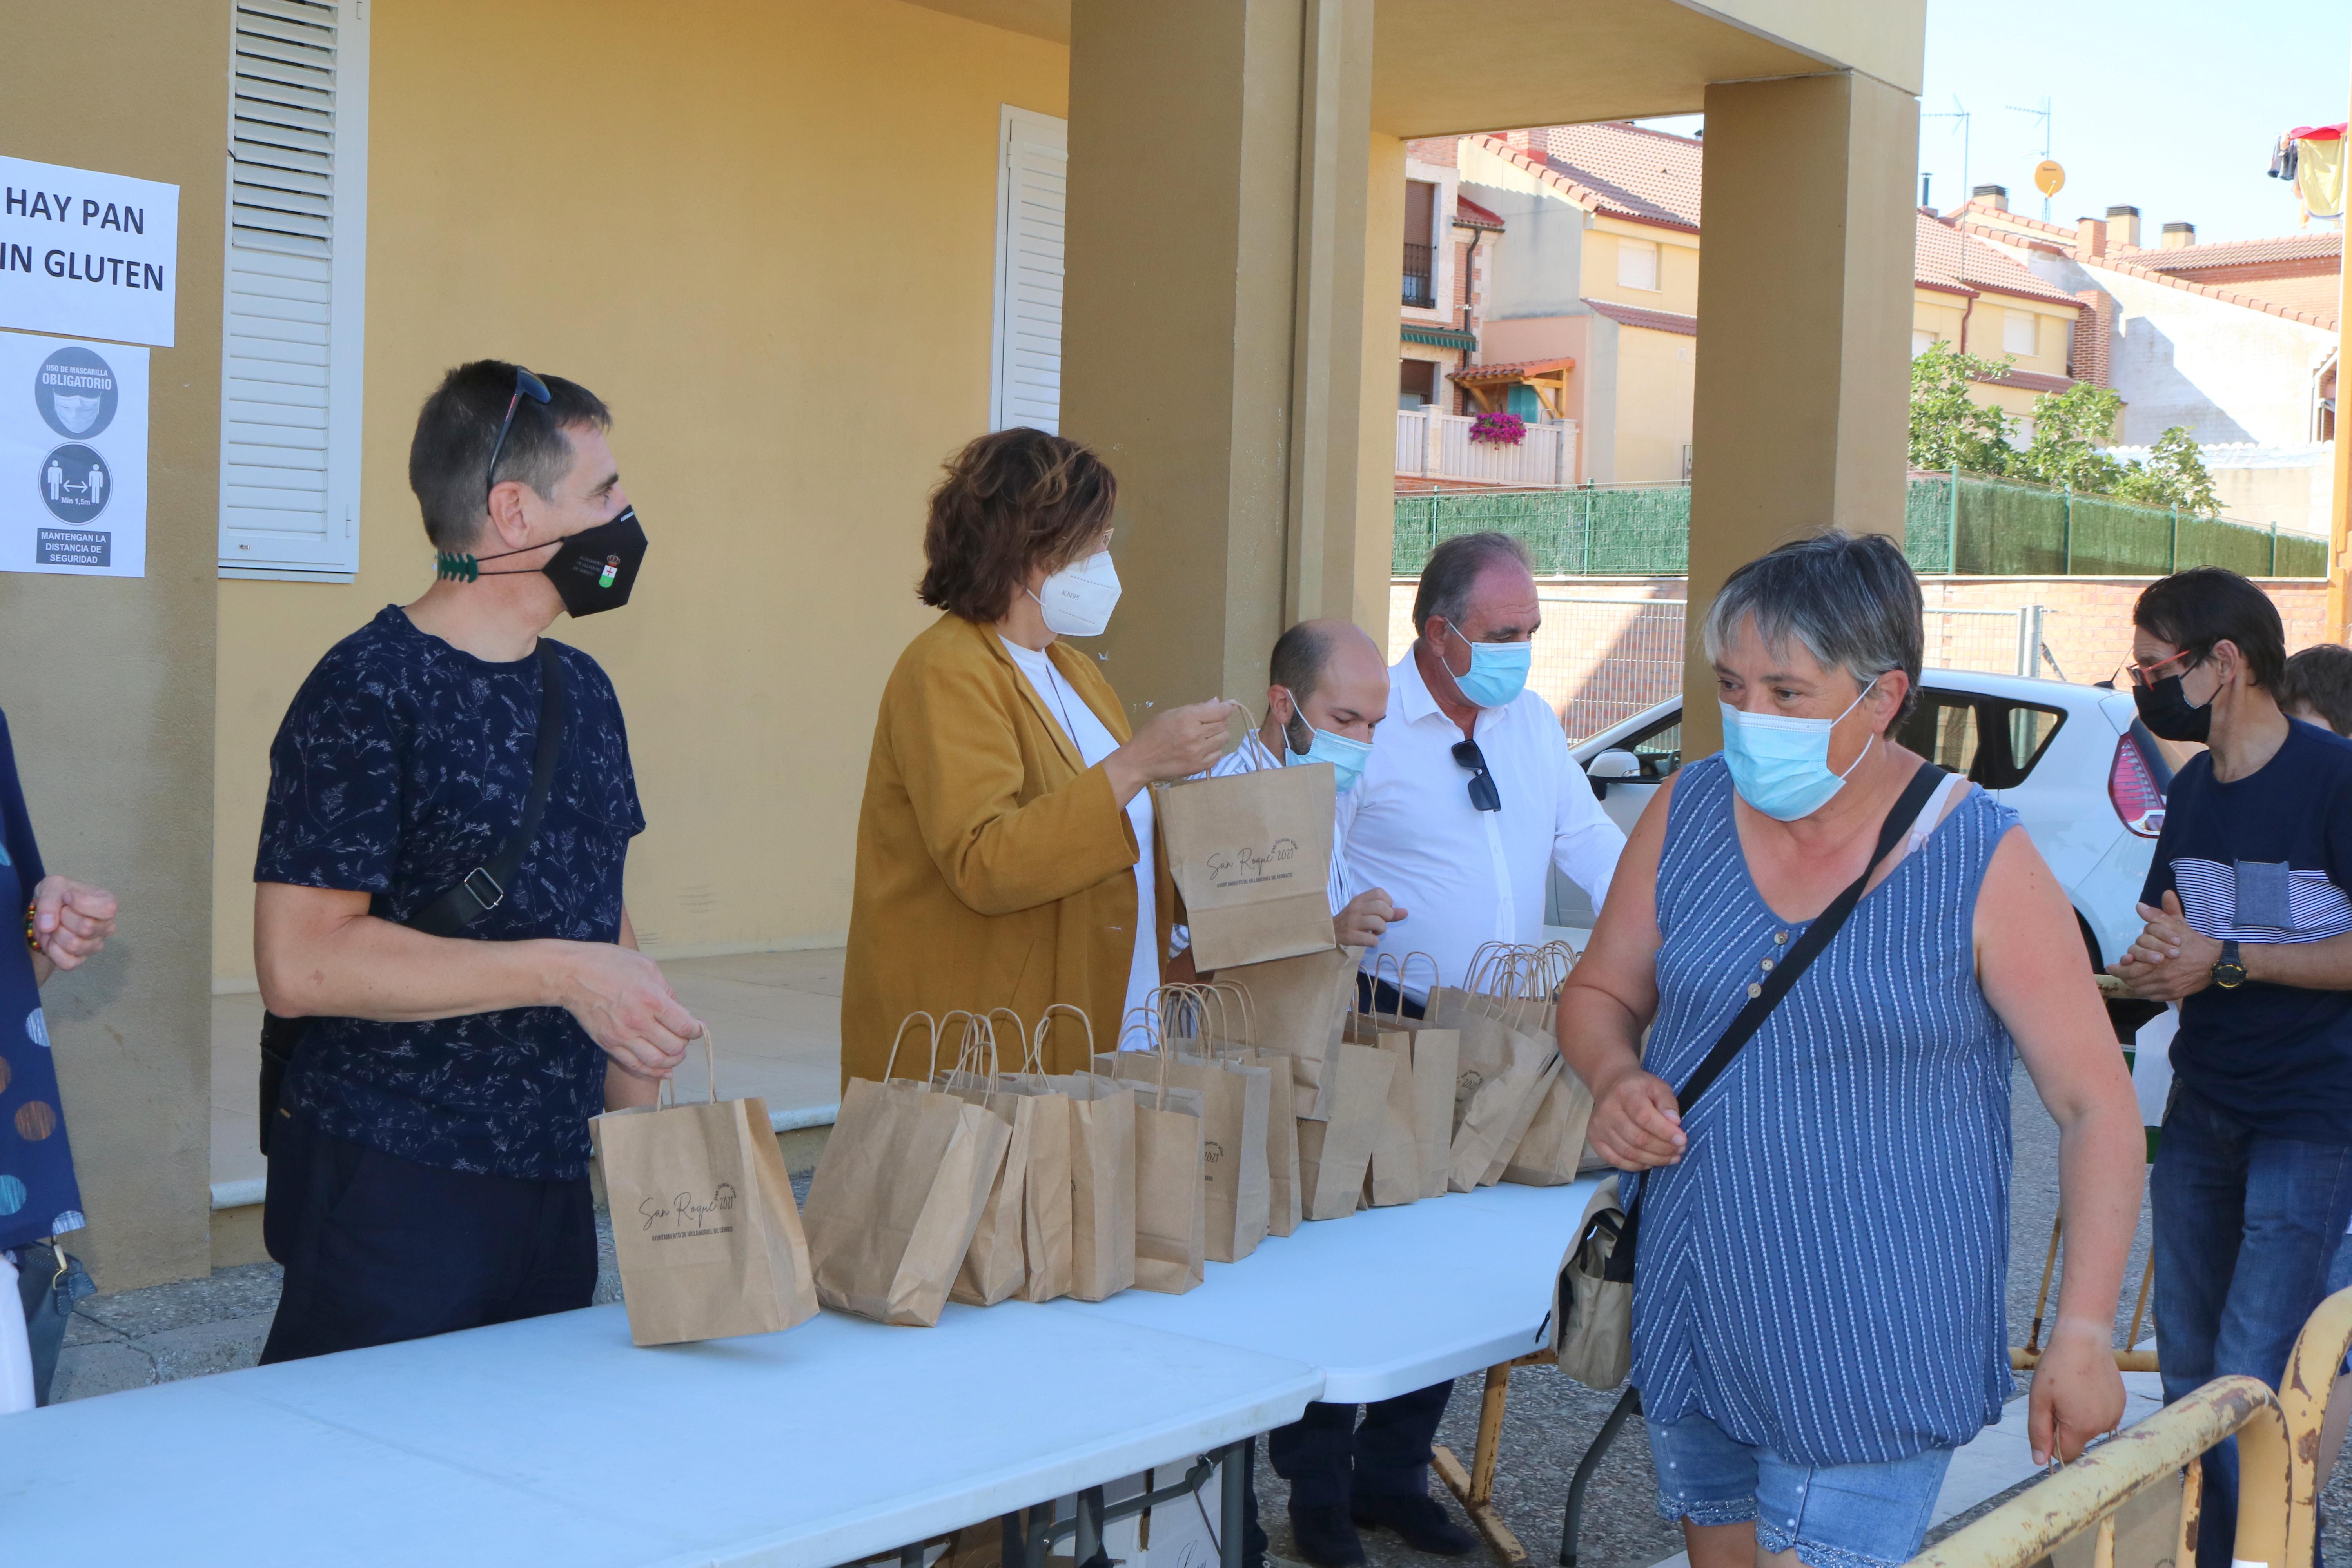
[1451,739,1501,812]
[483,367,552,503]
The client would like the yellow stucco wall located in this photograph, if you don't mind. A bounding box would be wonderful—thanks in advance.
[1582,220,1700,316]
[1610,325,1697,482]
[211,0,1068,982]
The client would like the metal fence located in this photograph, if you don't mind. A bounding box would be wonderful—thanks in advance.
[1399,476,2326,579]
[1516,594,2051,744]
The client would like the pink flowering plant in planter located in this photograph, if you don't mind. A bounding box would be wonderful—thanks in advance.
[1468,410,1527,446]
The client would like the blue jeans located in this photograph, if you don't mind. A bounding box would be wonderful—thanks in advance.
[1646,1409,1953,1568]
[2152,1083,2352,1568]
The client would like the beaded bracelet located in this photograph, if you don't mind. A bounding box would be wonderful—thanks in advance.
[24,901,38,955]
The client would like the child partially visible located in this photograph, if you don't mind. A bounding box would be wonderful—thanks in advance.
[2277,642,2352,736]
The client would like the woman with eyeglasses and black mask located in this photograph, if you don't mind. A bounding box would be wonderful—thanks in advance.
[839,428,1236,1084]
[2110,565,2352,1567]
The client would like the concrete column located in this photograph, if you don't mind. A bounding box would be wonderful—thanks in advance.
[0,2,223,1286]
[1356,133,1406,649]
[1682,71,1920,752]
[1063,0,1379,715]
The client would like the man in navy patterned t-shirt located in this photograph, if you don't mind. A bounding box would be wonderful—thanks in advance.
[2111,567,2352,1566]
[253,361,699,1363]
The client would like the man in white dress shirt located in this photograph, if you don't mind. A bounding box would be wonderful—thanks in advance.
[1347,531,1625,1008]
[1271,534,1625,1568]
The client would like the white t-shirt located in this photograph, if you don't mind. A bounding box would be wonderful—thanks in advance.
[1001,638,1160,1049]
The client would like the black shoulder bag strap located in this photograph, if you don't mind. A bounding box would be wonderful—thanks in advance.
[259,642,568,1156]
[1601,761,1946,1283]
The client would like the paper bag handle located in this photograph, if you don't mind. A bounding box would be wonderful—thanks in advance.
[882,1012,940,1084]
[1034,1003,1095,1074]
[986,1007,1028,1073]
[654,1025,720,1111]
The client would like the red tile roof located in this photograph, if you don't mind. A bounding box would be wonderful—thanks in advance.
[1540,123,1702,230]
[1914,211,2087,309]
[1582,298,1698,336]
[2129,232,2341,271]
[2084,252,2340,331]
[1453,195,1504,231]
[1463,128,1700,235]
[1449,357,1575,382]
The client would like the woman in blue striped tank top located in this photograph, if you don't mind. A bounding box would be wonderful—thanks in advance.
[1559,532,2145,1568]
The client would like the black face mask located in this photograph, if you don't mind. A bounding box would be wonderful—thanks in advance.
[437,505,647,617]
[2134,670,2212,743]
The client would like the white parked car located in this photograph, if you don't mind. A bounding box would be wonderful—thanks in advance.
[1550,669,2172,980]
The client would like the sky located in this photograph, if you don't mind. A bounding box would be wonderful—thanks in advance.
[1641,0,2350,247]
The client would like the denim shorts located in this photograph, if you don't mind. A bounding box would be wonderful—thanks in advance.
[1648,1408,1954,1568]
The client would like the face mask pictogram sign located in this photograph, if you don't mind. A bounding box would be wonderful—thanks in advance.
[0,333,146,576]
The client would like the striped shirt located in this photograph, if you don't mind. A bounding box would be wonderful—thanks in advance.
[1630,755,2016,1466]
[2143,718,2352,1142]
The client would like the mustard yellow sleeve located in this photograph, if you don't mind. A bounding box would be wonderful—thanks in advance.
[888,652,1139,917]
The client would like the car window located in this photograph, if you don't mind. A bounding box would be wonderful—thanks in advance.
[1623,715,1682,781]
[1977,701,2067,789]
[1895,692,1982,779]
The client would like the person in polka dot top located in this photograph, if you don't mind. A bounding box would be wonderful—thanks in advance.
[0,705,119,1410]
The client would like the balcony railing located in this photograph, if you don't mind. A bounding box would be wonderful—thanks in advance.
[1396,407,1575,487]
[1402,242,1434,307]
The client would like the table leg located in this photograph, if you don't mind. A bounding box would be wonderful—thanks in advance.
[1219,1439,1250,1568]
[1001,1512,1029,1568]
[1074,1485,1107,1565]
[1557,1386,1639,1568]
[898,1544,925,1568]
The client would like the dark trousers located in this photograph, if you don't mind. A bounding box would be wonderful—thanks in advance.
[1356,976,1427,1022]
[260,1111,596,1365]
[1267,1381,1455,1508]
[2152,1084,2352,1568]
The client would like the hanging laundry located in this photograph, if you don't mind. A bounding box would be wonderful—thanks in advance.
[2270,132,2299,184]
[2296,124,2347,222]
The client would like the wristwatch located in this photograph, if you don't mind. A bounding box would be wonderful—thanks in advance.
[2211,939,2249,990]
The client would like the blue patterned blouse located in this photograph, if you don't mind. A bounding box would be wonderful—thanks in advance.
[255,607,644,1181]
[1628,755,2016,1467]
[0,709,84,1253]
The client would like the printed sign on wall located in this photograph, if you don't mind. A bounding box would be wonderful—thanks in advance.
[0,332,147,576]
[0,154,178,348]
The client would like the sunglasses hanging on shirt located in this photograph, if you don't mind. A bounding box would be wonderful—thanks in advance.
[1452,739,1502,812]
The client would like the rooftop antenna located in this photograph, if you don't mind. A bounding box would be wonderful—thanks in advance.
[2008,96,2054,221]
[1923,98,1971,285]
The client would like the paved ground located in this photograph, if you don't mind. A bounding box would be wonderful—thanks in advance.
[53,1059,2352,1563]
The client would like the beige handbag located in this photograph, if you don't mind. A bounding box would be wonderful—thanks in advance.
[1553,1175,1632,1390]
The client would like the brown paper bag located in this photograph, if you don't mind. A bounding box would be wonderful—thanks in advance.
[1362,1028,1419,1207]
[1482,1052,1563,1185]
[1245,1048,1304,1236]
[1350,953,1460,1201]
[1114,985,1272,1262]
[1001,1007,1076,1302]
[1207,945,1365,1119]
[1118,1031,1207,1295]
[1294,1042,1395,1220]
[1504,1057,1596,1187]
[1033,1006,1136,1302]
[1157,764,1337,971]
[937,1020,1036,1308]
[1435,1001,1551,1193]
[591,1036,819,1347]
[802,1014,1014,1327]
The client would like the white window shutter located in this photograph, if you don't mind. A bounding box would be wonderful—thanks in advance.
[991,107,1066,434]
[219,0,368,581]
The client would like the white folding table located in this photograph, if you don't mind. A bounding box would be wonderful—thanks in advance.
[0,1296,1320,1568]
[1049,1179,1601,1402]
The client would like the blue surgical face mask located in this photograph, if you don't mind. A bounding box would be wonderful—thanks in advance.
[1283,710,1374,793]
[1441,623,1533,709]
[1717,677,1879,822]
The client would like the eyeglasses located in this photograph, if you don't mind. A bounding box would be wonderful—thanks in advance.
[2117,648,2200,690]
[1451,739,1502,812]
[483,367,553,502]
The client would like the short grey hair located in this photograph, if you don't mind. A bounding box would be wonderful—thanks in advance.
[1412,531,1531,637]
[1701,530,1923,719]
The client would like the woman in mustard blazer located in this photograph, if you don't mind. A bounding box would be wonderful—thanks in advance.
[840,430,1234,1084]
